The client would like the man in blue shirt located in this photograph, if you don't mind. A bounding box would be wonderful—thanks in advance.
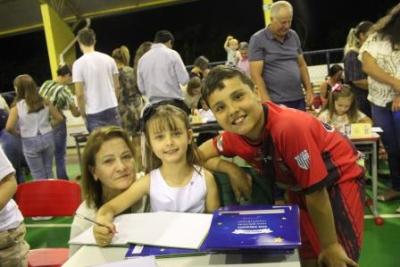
[249,0,313,111]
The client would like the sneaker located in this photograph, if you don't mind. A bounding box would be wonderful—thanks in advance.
[32,216,53,221]
[377,189,400,202]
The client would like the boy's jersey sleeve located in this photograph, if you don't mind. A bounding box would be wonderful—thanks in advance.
[273,117,329,192]
[212,133,238,158]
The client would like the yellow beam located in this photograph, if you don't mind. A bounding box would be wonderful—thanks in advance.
[40,3,76,79]
[263,0,273,26]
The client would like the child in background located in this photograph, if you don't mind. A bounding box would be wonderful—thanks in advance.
[0,146,29,266]
[224,35,240,67]
[318,83,372,134]
[94,105,220,246]
[199,66,364,267]
[319,64,344,106]
[236,42,250,76]
[182,77,202,113]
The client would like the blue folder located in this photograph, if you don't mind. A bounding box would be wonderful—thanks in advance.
[204,204,301,251]
[125,205,300,258]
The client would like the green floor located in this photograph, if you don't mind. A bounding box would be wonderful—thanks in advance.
[23,157,400,267]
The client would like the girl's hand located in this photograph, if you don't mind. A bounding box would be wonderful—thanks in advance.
[318,242,358,267]
[391,95,400,112]
[93,216,116,247]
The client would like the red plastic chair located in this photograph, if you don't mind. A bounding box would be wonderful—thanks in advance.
[15,179,82,267]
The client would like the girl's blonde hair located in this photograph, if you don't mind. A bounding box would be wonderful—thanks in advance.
[344,21,373,55]
[13,74,44,112]
[325,83,359,122]
[112,45,130,66]
[142,104,201,172]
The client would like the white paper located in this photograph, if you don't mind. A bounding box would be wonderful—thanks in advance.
[69,212,213,249]
[91,256,157,267]
[372,127,383,133]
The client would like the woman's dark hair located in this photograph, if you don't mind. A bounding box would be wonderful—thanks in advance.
[372,3,400,50]
[193,56,209,71]
[328,64,343,77]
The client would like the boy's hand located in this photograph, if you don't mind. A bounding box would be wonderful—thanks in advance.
[226,168,252,201]
[93,216,116,247]
[318,242,358,267]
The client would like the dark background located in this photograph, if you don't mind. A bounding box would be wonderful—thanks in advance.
[0,0,397,92]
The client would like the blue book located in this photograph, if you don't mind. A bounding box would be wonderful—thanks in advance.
[204,204,301,251]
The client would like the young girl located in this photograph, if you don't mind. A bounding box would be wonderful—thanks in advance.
[94,105,220,246]
[319,64,344,106]
[318,83,372,134]
[183,77,202,113]
[5,74,63,179]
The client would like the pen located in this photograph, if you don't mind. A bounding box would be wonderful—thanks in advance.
[75,213,117,233]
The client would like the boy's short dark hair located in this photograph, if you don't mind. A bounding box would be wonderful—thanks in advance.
[77,28,96,46]
[202,66,255,105]
[154,30,175,45]
[57,65,72,77]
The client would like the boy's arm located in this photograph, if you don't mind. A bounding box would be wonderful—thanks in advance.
[199,140,252,200]
[305,188,358,267]
[0,173,17,210]
[204,169,220,213]
[94,176,150,246]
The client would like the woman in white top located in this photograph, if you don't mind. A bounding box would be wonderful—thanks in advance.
[93,105,220,246]
[69,126,147,256]
[0,147,29,266]
[6,74,63,179]
[359,3,400,204]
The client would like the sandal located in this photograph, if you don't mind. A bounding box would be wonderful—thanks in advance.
[377,189,400,202]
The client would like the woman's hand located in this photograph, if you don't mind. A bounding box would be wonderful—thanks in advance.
[93,215,116,247]
[318,242,358,267]
[391,95,400,112]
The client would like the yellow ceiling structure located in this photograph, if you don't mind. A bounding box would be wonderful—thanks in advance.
[0,0,198,38]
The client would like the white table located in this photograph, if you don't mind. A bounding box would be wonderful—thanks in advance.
[63,245,300,267]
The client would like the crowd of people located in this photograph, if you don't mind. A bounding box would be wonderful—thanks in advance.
[1,1,400,266]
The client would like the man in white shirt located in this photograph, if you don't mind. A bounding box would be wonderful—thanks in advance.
[73,28,121,132]
[137,30,189,112]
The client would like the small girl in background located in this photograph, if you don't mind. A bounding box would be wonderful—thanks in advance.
[224,35,240,67]
[183,77,202,113]
[6,74,63,179]
[318,83,372,133]
[236,41,250,76]
[94,105,220,245]
[319,64,344,106]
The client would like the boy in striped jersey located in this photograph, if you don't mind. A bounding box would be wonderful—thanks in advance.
[39,65,80,179]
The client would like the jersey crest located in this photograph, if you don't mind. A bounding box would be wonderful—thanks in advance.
[294,149,310,170]
[216,135,224,153]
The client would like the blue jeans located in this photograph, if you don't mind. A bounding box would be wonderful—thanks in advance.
[86,107,121,133]
[371,104,400,191]
[22,132,55,179]
[0,131,24,183]
[276,99,306,111]
[53,120,68,179]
